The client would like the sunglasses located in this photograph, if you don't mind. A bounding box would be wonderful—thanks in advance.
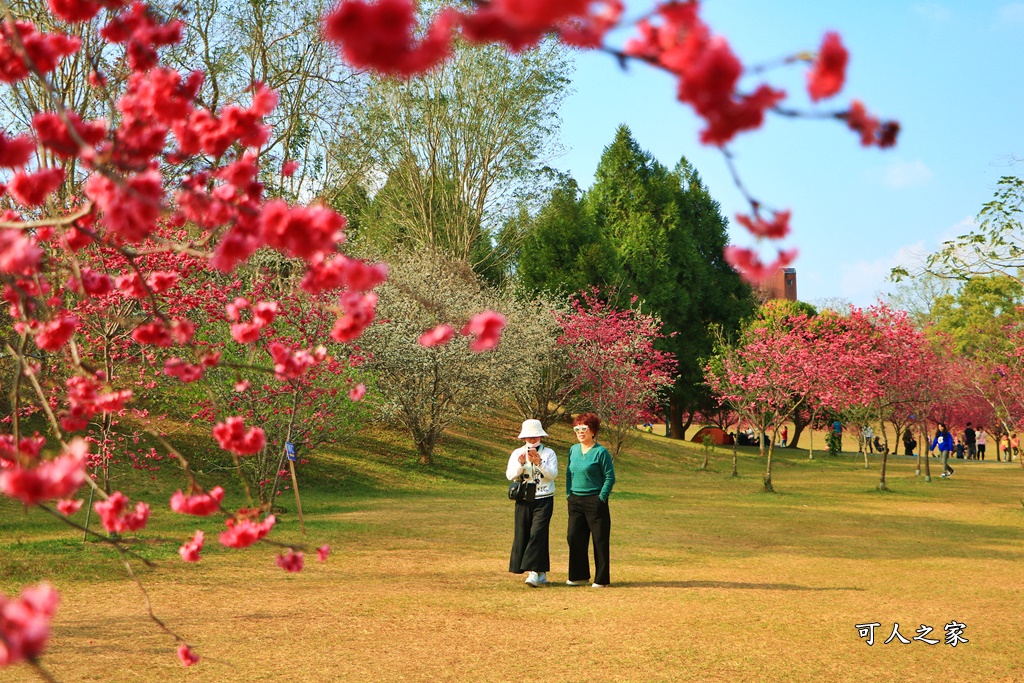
[573,426,590,433]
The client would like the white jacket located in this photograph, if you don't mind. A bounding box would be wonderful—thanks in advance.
[506,445,558,499]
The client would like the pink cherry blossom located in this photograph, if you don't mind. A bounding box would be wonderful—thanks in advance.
[460,311,506,352]
[177,643,199,666]
[0,582,59,666]
[418,324,454,347]
[218,514,275,548]
[178,531,204,563]
[212,417,266,455]
[169,486,224,516]
[93,491,150,533]
[55,498,83,516]
[275,550,304,573]
[0,438,87,505]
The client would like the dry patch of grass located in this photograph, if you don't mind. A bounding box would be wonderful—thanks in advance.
[3,424,1024,682]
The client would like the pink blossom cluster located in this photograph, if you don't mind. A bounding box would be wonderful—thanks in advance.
[212,417,266,455]
[94,491,151,533]
[178,530,204,562]
[218,514,276,549]
[0,439,87,505]
[170,486,224,516]
[275,550,304,573]
[0,583,59,666]
[0,434,46,468]
[268,342,327,380]
[63,375,133,432]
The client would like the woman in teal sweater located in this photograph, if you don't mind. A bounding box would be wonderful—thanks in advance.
[565,412,615,588]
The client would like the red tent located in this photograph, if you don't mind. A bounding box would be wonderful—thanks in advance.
[690,426,734,445]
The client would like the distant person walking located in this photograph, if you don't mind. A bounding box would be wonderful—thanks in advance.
[506,419,558,588]
[565,413,615,588]
[977,427,988,460]
[964,422,977,459]
[931,423,954,477]
[780,425,788,448]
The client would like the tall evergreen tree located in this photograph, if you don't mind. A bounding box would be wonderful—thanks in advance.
[667,158,755,434]
[584,125,753,438]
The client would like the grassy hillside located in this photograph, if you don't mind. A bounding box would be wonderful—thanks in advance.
[2,412,1024,682]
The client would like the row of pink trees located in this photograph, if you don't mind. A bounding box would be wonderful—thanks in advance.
[704,303,982,492]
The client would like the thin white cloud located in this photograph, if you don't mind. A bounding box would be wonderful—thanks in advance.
[884,160,933,189]
[840,241,928,305]
[997,2,1024,25]
[937,215,977,243]
[913,3,952,23]
[837,216,978,306]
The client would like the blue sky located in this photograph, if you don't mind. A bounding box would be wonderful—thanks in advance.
[554,1,1024,307]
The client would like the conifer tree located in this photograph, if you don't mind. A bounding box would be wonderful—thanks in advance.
[586,126,753,437]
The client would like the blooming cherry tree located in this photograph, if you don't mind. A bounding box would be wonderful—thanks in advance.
[556,289,676,458]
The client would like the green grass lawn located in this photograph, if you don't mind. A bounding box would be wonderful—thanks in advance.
[2,415,1023,682]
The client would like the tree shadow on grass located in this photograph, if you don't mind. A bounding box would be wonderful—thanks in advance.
[614,580,864,591]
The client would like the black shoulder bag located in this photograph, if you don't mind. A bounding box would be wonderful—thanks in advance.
[508,465,536,502]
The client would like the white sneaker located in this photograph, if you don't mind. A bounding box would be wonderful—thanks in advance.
[592,583,608,588]
[536,572,549,585]
[565,579,589,586]
[525,571,540,587]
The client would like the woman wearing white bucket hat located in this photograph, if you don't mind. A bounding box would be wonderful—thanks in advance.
[506,419,558,587]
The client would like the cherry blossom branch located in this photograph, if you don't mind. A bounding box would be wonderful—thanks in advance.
[26,659,58,683]
[0,203,92,229]
[5,342,68,450]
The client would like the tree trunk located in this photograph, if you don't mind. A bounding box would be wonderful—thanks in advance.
[878,450,889,490]
[668,397,684,440]
[680,409,694,439]
[921,424,931,482]
[763,434,775,493]
[663,408,672,438]
[863,445,870,469]
[879,418,889,456]
[416,433,435,466]
[806,409,816,460]
[731,439,738,477]
[788,411,808,450]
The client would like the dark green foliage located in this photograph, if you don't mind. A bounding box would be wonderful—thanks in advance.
[517,175,616,293]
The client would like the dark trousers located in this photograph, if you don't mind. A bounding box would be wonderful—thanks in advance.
[567,494,611,585]
[509,496,553,574]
